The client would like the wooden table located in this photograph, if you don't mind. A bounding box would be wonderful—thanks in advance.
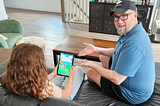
[0,48,12,64]
[53,36,117,66]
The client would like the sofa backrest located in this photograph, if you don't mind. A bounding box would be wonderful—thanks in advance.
[0,83,41,106]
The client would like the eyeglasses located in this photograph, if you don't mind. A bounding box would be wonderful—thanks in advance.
[113,12,135,22]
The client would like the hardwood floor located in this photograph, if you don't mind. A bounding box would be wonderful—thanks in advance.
[5,7,160,71]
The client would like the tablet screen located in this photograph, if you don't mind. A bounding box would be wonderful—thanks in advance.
[57,53,74,77]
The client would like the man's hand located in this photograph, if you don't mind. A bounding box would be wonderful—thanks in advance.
[79,59,96,68]
[78,43,96,57]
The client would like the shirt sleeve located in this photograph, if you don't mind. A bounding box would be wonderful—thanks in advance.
[114,46,145,77]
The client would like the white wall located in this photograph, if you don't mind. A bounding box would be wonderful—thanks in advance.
[3,0,61,13]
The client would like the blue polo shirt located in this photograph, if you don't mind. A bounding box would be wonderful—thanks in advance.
[110,22,155,104]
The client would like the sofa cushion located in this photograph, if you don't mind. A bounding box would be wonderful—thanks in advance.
[1,33,23,49]
[0,36,9,49]
[74,80,131,106]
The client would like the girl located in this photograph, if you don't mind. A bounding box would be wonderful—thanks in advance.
[2,43,85,100]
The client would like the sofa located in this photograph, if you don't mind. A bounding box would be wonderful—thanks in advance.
[0,19,24,49]
[0,59,160,106]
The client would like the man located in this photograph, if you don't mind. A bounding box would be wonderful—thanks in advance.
[78,0,155,105]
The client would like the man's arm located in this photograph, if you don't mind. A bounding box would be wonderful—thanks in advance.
[78,43,115,57]
[95,65,127,85]
[79,60,127,85]
[95,47,115,57]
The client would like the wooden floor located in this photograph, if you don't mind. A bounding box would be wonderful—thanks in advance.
[5,7,160,70]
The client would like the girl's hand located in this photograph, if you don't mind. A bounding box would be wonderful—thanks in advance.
[52,64,58,76]
[48,64,58,80]
[69,66,75,80]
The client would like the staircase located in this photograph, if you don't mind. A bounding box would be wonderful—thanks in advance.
[61,0,91,24]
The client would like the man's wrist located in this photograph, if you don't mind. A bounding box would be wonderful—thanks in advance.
[94,46,99,53]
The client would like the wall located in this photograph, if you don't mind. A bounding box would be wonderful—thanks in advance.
[3,0,61,13]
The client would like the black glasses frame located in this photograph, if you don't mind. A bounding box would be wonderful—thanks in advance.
[113,12,135,22]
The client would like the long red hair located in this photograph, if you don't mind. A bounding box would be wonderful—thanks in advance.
[2,43,53,100]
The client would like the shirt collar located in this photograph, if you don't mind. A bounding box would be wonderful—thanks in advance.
[118,22,142,44]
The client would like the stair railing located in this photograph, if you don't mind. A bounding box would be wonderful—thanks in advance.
[61,0,91,24]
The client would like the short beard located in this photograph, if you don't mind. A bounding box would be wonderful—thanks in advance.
[117,27,127,35]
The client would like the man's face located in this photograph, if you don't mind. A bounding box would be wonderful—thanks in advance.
[114,10,138,35]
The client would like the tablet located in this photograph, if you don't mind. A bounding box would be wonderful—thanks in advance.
[57,52,74,77]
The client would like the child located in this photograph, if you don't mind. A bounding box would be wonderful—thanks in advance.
[2,43,85,100]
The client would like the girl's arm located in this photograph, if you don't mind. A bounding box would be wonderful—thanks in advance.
[61,66,75,99]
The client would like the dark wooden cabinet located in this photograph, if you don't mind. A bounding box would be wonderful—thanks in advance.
[89,2,104,33]
[89,2,153,34]
[103,3,117,34]
[89,2,117,35]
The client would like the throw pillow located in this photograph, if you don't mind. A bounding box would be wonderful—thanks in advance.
[0,34,8,40]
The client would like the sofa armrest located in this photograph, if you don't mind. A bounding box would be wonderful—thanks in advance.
[0,19,24,36]
[0,59,9,83]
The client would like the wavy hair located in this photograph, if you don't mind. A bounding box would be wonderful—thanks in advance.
[2,43,54,100]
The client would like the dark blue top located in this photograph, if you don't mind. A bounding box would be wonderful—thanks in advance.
[110,22,155,104]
